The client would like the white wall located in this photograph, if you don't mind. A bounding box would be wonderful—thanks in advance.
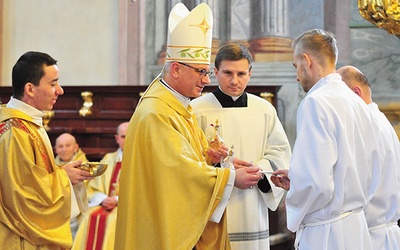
[2,1,119,86]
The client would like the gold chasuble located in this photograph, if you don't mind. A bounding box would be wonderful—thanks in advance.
[115,79,232,250]
[55,148,88,166]
[0,107,72,249]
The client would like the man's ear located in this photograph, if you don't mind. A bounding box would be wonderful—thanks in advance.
[24,82,35,98]
[303,53,312,68]
[214,67,219,79]
[353,86,362,97]
[171,62,181,78]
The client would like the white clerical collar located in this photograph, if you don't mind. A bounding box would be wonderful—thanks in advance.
[160,78,191,108]
[117,148,123,161]
[6,97,45,127]
[218,86,242,101]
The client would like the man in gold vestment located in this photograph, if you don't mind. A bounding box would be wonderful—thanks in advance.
[73,122,129,250]
[115,3,263,250]
[54,133,89,239]
[0,51,92,249]
[55,132,88,166]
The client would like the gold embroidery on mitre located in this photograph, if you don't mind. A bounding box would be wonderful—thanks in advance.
[190,13,211,38]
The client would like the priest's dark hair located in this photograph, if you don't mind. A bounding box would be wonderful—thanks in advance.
[12,51,58,99]
[214,43,253,71]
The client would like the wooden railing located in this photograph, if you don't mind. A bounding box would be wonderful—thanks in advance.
[0,85,281,161]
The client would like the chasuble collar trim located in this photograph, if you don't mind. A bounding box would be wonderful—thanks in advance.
[142,79,192,119]
[160,78,191,108]
[212,87,247,107]
[6,97,44,127]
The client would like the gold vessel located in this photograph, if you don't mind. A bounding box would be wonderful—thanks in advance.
[77,162,108,177]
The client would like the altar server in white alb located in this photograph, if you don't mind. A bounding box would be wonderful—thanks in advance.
[191,43,292,250]
[270,29,382,249]
[337,65,400,250]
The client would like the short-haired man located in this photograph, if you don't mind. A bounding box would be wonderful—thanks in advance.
[191,43,292,250]
[271,30,382,249]
[0,51,91,249]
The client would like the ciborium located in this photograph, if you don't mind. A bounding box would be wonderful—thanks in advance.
[77,162,108,177]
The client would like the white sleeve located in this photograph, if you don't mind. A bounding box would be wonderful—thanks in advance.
[209,169,235,223]
[88,192,108,207]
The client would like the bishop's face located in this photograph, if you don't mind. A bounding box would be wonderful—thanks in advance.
[176,62,212,98]
[214,59,252,97]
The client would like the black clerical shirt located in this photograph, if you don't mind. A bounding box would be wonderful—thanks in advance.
[212,87,247,107]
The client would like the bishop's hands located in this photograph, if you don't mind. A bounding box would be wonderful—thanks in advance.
[206,147,264,189]
[62,160,94,185]
[206,145,229,164]
[232,158,252,169]
[270,169,290,190]
[231,158,263,189]
[234,167,263,189]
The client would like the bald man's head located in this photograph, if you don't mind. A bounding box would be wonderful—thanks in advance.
[115,122,129,150]
[337,65,372,104]
[55,133,79,162]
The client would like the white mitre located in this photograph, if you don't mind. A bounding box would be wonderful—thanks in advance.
[166,3,213,65]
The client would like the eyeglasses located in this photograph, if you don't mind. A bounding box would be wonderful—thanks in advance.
[177,62,213,78]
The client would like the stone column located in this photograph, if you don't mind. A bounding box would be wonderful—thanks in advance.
[119,0,146,85]
[249,0,293,62]
[251,0,288,38]
[228,0,252,48]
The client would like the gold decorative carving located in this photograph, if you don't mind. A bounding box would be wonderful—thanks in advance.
[260,92,274,104]
[358,0,400,37]
[79,91,93,117]
[43,110,54,131]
